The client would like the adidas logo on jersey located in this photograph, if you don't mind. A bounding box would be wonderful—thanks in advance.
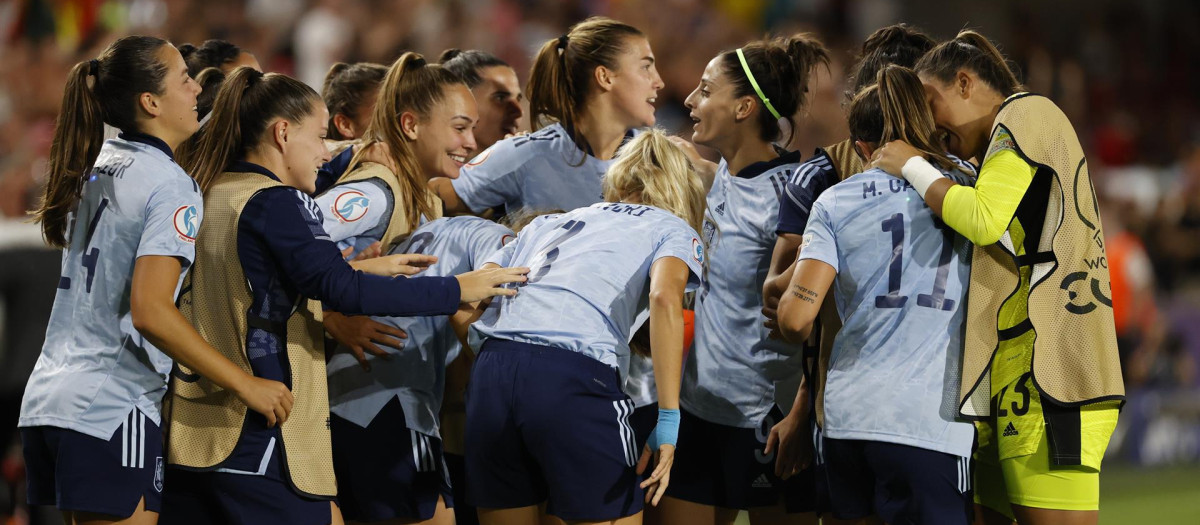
[751,474,773,489]
[1003,422,1019,437]
[715,202,726,215]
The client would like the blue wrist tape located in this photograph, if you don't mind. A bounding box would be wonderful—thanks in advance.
[654,408,681,448]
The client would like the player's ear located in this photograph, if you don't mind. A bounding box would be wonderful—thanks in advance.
[854,140,874,162]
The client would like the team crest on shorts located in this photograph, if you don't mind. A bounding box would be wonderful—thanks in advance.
[173,205,199,243]
[333,190,370,222]
[154,456,164,492]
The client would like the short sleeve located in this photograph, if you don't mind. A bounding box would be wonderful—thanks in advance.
[653,221,706,291]
[137,175,203,266]
[777,156,840,235]
[451,140,527,213]
[796,193,839,273]
[315,179,393,244]
[469,224,516,270]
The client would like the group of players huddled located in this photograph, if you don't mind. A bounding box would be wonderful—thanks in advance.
[16,14,1124,525]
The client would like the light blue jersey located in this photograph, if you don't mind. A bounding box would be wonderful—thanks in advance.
[450,123,633,215]
[19,134,202,440]
[799,159,976,457]
[327,216,513,437]
[314,178,393,258]
[682,153,804,428]
[471,203,704,383]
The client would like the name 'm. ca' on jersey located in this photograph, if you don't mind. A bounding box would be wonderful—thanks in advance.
[327,216,513,437]
[799,156,977,457]
[19,134,202,440]
[470,202,704,383]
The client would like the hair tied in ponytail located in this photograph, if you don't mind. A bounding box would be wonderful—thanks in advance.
[557,34,569,50]
[88,59,100,77]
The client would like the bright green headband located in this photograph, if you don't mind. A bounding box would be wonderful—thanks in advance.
[735,48,782,121]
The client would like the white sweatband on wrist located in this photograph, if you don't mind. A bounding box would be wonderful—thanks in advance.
[900,156,943,199]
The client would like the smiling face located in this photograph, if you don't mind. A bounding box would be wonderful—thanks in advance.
[683,56,745,149]
[471,65,523,152]
[278,100,332,194]
[604,36,664,128]
[153,45,203,148]
[410,84,478,180]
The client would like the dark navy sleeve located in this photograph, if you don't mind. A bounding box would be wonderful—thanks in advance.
[776,155,841,235]
[241,188,460,317]
[314,146,356,195]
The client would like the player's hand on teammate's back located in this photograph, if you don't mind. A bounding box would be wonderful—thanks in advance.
[323,311,408,371]
[668,136,719,191]
[870,139,923,176]
[640,444,675,506]
[764,409,812,479]
[455,266,531,302]
[351,253,438,277]
[234,376,295,428]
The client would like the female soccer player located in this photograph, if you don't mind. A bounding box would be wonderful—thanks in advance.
[777,66,977,525]
[464,129,706,525]
[327,215,515,525]
[178,39,260,77]
[321,62,388,141]
[432,16,664,218]
[873,30,1124,525]
[758,24,936,520]
[315,52,475,260]
[439,48,525,154]
[158,67,527,525]
[660,34,828,525]
[19,36,292,525]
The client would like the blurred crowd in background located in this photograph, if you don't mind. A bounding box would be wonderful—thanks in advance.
[1,0,1199,513]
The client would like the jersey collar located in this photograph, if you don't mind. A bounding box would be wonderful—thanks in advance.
[734,148,802,179]
[118,132,174,161]
[228,160,282,182]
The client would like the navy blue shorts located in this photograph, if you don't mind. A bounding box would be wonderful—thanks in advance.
[465,339,643,521]
[158,467,332,525]
[664,406,787,509]
[331,398,453,522]
[822,437,971,524]
[22,409,164,517]
[782,424,831,514]
[444,452,477,525]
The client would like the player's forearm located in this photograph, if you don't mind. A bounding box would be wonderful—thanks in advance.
[649,292,683,411]
[133,302,253,394]
[430,177,471,215]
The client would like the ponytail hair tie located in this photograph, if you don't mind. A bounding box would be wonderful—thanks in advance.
[88,59,100,77]
[557,34,569,50]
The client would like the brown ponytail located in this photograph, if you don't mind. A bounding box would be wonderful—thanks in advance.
[526,17,644,142]
[846,23,935,96]
[849,65,968,175]
[321,62,387,140]
[718,33,830,144]
[34,35,170,248]
[187,67,322,192]
[916,29,1022,96]
[354,52,464,228]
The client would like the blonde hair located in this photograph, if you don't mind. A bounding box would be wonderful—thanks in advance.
[602,129,706,235]
[350,52,464,227]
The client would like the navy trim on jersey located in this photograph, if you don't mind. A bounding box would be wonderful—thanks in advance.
[228,160,283,182]
[315,147,355,194]
[119,132,175,161]
[734,150,803,179]
[560,123,636,157]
